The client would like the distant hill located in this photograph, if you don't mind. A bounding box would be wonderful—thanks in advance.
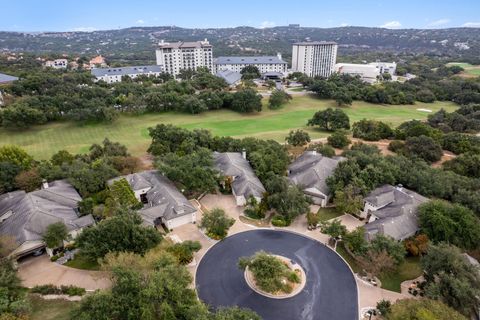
[0,26,479,62]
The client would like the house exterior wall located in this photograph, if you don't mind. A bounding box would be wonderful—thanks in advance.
[164,211,197,230]
[362,201,378,219]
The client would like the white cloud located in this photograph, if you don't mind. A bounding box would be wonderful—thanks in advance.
[380,21,402,29]
[340,23,349,27]
[462,22,480,28]
[71,27,96,32]
[427,19,450,27]
[136,19,145,24]
[259,21,275,29]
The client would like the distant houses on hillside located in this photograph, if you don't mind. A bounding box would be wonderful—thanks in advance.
[91,65,163,83]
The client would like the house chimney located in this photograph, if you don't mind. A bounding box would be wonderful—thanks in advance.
[277,52,282,60]
[242,149,247,159]
[42,179,49,189]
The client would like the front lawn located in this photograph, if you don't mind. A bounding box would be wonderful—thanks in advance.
[335,242,361,273]
[30,294,78,320]
[379,256,423,292]
[317,207,343,222]
[64,252,100,270]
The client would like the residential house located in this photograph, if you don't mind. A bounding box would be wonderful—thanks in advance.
[89,55,107,68]
[44,59,68,69]
[213,152,266,206]
[362,184,429,241]
[91,65,163,83]
[108,170,197,230]
[288,151,345,207]
[0,180,94,259]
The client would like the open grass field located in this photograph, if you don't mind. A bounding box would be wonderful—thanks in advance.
[447,62,480,77]
[0,95,458,160]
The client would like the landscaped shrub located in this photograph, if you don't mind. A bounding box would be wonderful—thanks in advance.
[31,284,86,296]
[60,285,86,296]
[166,241,202,265]
[327,130,351,148]
[271,215,287,227]
[199,208,235,239]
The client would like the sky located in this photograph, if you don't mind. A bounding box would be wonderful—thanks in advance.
[2,0,480,32]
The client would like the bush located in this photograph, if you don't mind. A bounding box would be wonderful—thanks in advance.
[404,135,443,163]
[271,215,287,227]
[166,241,202,265]
[307,142,336,157]
[31,284,85,296]
[285,129,311,146]
[327,130,351,148]
[269,90,292,109]
[352,119,394,141]
[388,140,405,153]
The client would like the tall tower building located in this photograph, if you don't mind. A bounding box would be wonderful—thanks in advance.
[155,39,213,77]
[291,42,338,77]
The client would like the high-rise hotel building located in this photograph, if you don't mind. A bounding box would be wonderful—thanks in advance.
[155,39,213,77]
[291,41,338,77]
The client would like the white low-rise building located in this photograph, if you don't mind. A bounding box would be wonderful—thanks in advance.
[335,63,380,83]
[369,62,397,75]
[91,65,163,83]
[45,59,68,69]
[214,53,287,75]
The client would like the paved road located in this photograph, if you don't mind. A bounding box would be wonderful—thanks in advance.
[196,230,358,320]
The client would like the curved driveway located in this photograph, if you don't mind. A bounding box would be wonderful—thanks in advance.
[196,229,358,320]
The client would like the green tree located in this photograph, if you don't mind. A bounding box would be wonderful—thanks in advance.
[320,219,347,240]
[418,200,480,250]
[212,307,261,320]
[240,65,261,80]
[352,119,394,141]
[387,299,467,320]
[285,129,311,146]
[376,299,391,316]
[0,145,33,170]
[421,243,480,316]
[76,210,162,261]
[0,162,21,193]
[333,89,352,106]
[267,182,311,224]
[327,129,351,148]
[43,222,68,248]
[333,185,364,215]
[199,208,235,239]
[443,152,480,178]
[182,95,207,114]
[238,251,300,294]
[1,103,47,129]
[50,150,74,166]
[343,227,369,255]
[230,89,262,113]
[307,142,336,157]
[307,108,350,131]
[107,178,141,210]
[369,234,406,265]
[404,135,443,163]
[268,90,292,109]
[156,148,218,196]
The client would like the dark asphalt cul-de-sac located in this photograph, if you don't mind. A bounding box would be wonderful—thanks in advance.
[195,229,358,320]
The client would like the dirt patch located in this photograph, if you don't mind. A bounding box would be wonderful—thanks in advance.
[138,153,154,170]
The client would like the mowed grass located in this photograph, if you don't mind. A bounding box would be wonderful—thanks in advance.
[379,256,423,292]
[447,62,480,76]
[30,295,78,320]
[0,95,458,160]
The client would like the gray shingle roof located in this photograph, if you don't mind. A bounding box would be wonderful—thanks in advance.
[91,65,162,77]
[215,56,287,65]
[364,185,429,241]
[108,171,197,225]
[213,152,266,200]
[0,180,92,248]
[0,73,19,83]
[288,151,345,196]
[216,70,241,85]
